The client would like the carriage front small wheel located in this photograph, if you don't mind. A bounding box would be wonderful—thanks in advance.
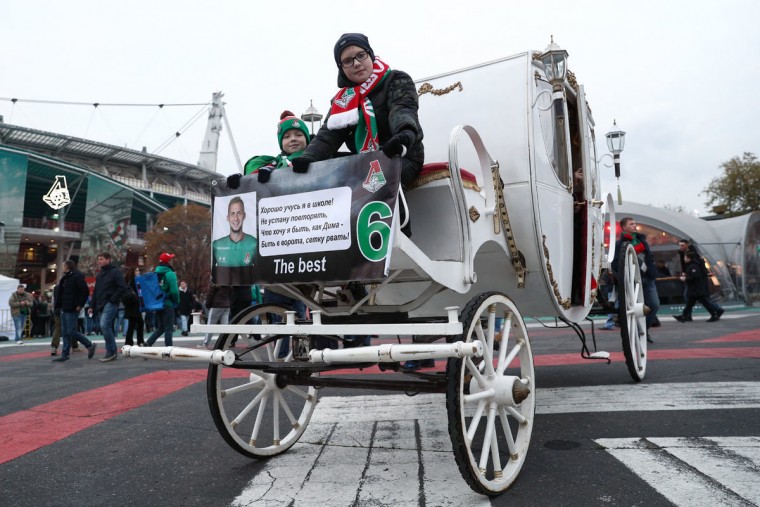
[446,292,536,495]
[206,303,318,458]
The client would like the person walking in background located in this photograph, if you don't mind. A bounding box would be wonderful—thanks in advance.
[32,292,51,337]
[114,302,126,339]
[40,293,52,336]
[611,217,659,344]
[677,238,710,322]
[178,280,193,336]
[122,266,144,347]
[92,252,127,362]
[674,251,725,323]
[50,286,80,355]
[50,299,62,356]
[85,298,96,335]
[599,269,618,331]
[9,285,34,344]
[145,252,180,347]
[52,259,97,362]
[198,284,230,349]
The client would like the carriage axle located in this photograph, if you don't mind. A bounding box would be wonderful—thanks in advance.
[122,341,482,367]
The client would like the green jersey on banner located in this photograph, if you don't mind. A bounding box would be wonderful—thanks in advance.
[212,234,258,267]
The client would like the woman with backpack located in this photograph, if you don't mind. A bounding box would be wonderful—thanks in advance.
[122,265,145,346]
[145,252,180,347]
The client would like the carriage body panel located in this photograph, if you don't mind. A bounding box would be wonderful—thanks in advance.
[394,51,602,320]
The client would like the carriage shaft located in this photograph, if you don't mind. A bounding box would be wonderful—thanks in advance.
[309,341,483,364]
[121,345,235,365]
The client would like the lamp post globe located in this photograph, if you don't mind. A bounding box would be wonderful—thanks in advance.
[540,36,569,91]
[301,100,323,136]
[605,119,626,155]
[604,119,626,204]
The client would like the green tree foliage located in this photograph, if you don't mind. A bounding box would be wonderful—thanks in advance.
[703,152,760,214]
[144,204,211,294]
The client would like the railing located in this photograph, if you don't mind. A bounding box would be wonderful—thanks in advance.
[23,217,84,233]
[111,176,212,205]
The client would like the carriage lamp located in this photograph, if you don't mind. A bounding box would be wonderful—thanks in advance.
[605,120,626,204]
[301,100,323,136]
[540,36,569,97]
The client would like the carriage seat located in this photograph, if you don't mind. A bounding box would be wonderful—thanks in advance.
[409,163,481,192]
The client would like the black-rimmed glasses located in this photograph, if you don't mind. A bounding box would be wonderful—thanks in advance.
[340,51,369,68]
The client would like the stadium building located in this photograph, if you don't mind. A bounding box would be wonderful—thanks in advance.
[0,110,224,292]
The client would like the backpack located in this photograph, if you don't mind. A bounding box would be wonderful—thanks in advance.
[135,271,167,312]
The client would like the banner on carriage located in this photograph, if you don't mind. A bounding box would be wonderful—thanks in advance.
[211,152,402,286]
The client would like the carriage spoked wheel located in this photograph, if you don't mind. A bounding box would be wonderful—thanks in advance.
[446,292,535,495]
[618,243,648,382]
[207,303,318,458]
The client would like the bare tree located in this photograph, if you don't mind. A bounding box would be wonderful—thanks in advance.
[144,204,211,294]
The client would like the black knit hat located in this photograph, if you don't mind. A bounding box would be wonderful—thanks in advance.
[334,33,375,87]
[333,33,374,66]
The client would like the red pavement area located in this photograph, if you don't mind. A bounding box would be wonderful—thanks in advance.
[697,329,760,343]
[0,370,206,465]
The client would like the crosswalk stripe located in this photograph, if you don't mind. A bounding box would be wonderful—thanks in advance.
[595,437,760,506]
[537,381,760,414]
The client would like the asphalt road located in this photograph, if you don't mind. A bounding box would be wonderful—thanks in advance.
[1,308,758,506]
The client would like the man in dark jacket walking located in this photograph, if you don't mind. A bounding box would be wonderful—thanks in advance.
[611,217,659,343]
[52,259,97,362]
[674,251,724,323]
[92,252,126,361]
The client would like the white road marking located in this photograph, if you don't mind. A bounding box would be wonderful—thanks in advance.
[596,437,760,506]
[233,382,760,506]
[537,381,760,414]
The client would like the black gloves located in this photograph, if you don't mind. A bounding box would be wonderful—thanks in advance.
[382,130,415,158]
[292,157,312,174]
[226,173,242,189]
[257,166,273,183]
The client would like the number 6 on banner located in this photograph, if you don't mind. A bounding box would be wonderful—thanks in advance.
[357,201,392,262]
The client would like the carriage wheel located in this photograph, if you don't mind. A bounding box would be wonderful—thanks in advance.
[618,243,648,381]
[446,292,535,495]
[207,303,318,458]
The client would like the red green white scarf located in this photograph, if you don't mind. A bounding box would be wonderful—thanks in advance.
[327,57,390,153]
[622,233,646,254]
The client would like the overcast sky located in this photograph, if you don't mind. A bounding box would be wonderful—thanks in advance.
[2,0,758,216]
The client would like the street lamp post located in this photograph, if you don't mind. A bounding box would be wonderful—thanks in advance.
[540,37,571,182]
[301,100,323,137]
[605,120,626,204]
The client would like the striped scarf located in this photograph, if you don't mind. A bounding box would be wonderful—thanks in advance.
[622,233,646,254]
[327,57,390,153]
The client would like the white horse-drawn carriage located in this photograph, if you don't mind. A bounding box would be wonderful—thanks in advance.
[124,42,648,496]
